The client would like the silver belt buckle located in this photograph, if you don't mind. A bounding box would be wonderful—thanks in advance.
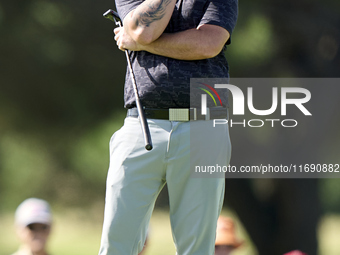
[169,108,190,121]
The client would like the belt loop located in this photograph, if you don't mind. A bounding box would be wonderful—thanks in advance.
[205,107,210,120]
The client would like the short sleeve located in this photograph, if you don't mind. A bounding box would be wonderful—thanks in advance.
[115,0,143,23]
[199,0,238,45]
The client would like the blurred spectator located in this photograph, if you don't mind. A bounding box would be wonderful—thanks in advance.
[215,216,243,255]
[284,250,308,255]
[12,198,53,255]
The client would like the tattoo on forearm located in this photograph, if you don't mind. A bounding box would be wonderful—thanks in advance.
[134,0,173,27]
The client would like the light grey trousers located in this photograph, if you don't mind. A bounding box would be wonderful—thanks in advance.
[99,116,231,255]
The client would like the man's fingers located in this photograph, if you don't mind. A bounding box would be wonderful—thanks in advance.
[113,27,125,51]
[118,44,125,51]
[113,33,125,51]
[113,28,121,41]
[112,27,137,51]
[116,40,125,51]
[113,27,121,34]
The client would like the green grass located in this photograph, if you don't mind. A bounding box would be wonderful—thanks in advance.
[1,209,340,255]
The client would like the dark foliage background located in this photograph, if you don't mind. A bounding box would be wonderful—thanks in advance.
[0,0,339,254]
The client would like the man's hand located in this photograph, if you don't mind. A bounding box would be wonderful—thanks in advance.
[114,27,142,52]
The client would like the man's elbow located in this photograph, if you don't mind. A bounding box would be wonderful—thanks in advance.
[197,25,229,59]
[202,44,225,59]
[132,28,155,45]
[124,11,157,45]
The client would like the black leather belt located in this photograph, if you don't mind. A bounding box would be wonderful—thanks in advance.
[127,107,228,121]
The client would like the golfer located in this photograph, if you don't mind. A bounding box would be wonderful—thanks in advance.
[98,0,238,254]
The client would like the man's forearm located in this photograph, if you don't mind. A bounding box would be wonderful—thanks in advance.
[139,24,230,60]
[123,0,176,45]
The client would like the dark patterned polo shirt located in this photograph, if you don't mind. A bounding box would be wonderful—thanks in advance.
[115,0,238,108]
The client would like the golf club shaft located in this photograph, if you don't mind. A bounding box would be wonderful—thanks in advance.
[125,50,153,151]
[108,12,152,151]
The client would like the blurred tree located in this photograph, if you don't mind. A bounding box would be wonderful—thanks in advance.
[0,0,128,210]
[224,0,340,254]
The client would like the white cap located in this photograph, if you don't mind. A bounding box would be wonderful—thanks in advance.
[15,198,52,227]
